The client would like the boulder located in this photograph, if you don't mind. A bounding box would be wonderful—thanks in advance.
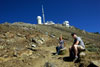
[50,34,55,38]
[78,50,86,62]
[16,33,25,37]
[32,38,44,44]
[80,52,86,57]
[40,37,45,42]
[32,38,38,43]
[59,48,67,55]
[88,60,100,67]
[31,44,36,48]
[37,40,44,44]
[44,62,57,67]
[14,49,33,57]
[4,32,14,38]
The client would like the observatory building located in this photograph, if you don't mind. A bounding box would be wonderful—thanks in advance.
[45,21,55,25]
[37,16,42,24]
[62,21,70,27]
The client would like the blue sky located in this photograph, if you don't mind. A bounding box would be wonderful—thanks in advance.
[0,0,100,33]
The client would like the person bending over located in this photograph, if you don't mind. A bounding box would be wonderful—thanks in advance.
[69,33,85,60]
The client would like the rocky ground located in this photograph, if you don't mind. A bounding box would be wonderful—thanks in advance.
[0,22,100,67]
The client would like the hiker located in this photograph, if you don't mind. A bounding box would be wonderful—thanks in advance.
[69,33,85,60]
[56,36,65,55]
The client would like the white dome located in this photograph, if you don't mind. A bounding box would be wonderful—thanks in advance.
[62,21,70,27]
[63,21,69,24]
[37,16,41,19]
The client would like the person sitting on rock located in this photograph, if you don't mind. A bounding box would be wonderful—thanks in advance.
[69,33,85,60]
[56,36,65,55]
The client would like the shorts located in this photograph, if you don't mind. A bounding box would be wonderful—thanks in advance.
[77,45,85,50]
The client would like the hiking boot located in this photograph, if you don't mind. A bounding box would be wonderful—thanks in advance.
[73,56,78,62]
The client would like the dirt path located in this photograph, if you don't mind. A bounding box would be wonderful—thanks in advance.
[32,45,75,67]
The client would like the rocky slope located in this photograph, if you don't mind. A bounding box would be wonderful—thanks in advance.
[0,22,100,67]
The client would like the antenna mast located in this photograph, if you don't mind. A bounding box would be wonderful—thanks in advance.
[42,5,45,24]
